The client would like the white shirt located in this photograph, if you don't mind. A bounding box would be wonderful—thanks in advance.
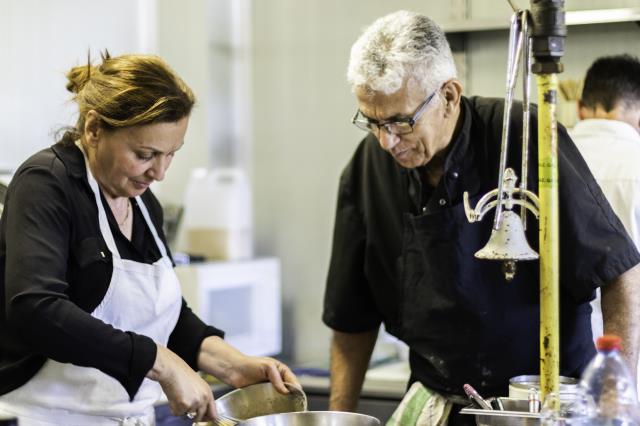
[570,118,640,394]
[571,119,640,248]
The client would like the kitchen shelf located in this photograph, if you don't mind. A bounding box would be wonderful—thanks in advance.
[442,7,640,33]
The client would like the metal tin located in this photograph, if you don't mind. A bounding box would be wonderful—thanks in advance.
[508,375,578,399]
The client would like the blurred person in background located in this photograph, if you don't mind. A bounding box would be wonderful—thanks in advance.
[570,54,640,388]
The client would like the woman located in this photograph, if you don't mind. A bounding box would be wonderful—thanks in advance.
[0,52,298,425]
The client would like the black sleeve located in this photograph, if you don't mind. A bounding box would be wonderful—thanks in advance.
[3,166,156,401]
[557,125,640,302]
[167,300,225,370]
[322,163,382,332]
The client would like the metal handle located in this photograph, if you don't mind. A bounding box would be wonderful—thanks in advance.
[493,10,526,231]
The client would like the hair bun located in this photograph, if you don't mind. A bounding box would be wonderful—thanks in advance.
[65,64,94,94]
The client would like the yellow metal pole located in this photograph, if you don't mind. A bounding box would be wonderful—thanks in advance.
[537,73,560,401]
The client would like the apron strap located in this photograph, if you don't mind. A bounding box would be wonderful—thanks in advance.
[77,142,120,259]
[135,196,168,259]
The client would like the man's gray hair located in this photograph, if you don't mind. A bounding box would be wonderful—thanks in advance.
[347,10,457,96]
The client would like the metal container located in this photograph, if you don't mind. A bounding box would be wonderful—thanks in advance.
[216,382,307,423]
[508,375,578,399]
[461,397,541,426]
[237,411,381,426]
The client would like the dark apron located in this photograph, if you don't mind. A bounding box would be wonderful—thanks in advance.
[397,192,543,397]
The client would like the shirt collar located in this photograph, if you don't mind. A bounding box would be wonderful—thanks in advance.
[441,96,482,198]
[404,97,480,211]
[51,141,86,179]
[571,119,640,142]
[443,96,473,172]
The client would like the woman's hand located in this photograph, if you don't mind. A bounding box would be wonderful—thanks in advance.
[225,354,300,394]
[197,336,300,394]
[147,344,217,422]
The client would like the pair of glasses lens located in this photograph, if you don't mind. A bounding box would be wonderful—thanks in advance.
[351,85,441,136]
[352,118,414,135]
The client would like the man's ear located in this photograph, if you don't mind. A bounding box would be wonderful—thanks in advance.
[84,110,102,145]
[443,79,463,114]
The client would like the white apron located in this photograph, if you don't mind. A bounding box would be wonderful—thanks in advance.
[0,150,182,426]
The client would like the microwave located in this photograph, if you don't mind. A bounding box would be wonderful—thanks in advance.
[175,257,282,357]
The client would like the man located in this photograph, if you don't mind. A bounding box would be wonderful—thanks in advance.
[322,11,640,425]
[570,54,640,383]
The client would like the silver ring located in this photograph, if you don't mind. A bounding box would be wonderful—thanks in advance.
[186,411,197,419]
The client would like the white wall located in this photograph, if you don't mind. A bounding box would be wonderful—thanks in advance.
[152,0,253,208]
[153,0,211,205]
[0,0,213,206]
[0,0,146,171]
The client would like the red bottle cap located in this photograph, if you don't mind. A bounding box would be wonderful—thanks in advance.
[596,335,622,351]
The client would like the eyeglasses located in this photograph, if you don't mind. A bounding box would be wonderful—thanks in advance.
[351,89,439,136]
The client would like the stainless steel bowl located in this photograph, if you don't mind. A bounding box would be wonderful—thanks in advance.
[460,394,587,426]
[461,398,541,426]
[237,411,381,426]
[216,382,307,422]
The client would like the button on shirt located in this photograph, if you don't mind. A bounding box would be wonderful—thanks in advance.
[323,96,640,397]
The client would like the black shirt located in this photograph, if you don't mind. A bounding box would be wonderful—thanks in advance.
[0,142,224,400]
[323,96,640,397]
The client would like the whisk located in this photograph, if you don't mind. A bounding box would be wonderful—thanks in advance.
[190,415,236,426]
[211,415,236,426]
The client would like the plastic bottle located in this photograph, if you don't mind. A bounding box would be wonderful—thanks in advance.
[579,335,640,425]
[182,167,253,260]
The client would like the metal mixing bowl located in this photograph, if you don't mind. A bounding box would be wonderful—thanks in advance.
[237,411,381,426]
[216,382,307,422]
